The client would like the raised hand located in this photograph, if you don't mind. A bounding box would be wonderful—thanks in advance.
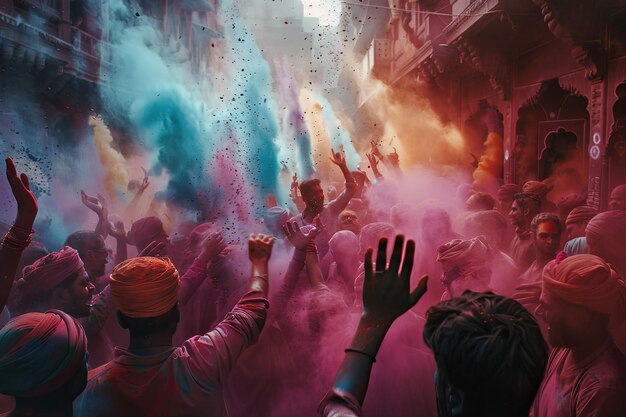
[387,147,400,167]
[108,220,126,240]
[97,193,110,220]
[6,157,38,229]
[139,175,149,193]
[329,147,347,168]
[370,139,383,159]
[291,173,298,190]
[282,220,320,251]
[80,190,105,217]
[199,231,227,261]
[139,240,166,257]
[366,153,378,170]
[248,233,276,262]
[363,235,427,324]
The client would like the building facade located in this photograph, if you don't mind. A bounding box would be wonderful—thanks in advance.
[361,0,626,210]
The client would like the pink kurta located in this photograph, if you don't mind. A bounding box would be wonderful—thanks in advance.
[74,289,269,417]
[532,343,626,417]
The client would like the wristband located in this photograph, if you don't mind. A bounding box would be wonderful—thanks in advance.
[344,348,376,363]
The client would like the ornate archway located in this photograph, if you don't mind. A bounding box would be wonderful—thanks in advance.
[514,78,589,193]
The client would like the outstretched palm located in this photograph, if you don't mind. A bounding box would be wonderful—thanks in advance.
[363,235,427,324]
[6,157,38,228]
[282,219,321,250]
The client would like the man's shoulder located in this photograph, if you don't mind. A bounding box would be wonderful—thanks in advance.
[86,360,115,384]
[580,347,626,388]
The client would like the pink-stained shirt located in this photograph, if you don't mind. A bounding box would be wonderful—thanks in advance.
[73,289,269,417]
[532,343,626,417]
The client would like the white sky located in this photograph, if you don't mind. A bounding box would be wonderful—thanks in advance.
[301,0,341,26]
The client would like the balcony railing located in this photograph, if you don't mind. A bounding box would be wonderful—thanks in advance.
[0,1,108,82]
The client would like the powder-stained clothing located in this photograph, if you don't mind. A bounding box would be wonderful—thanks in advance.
[510,230,535,271]
[532,343,626,417]
[291,181,357,257]
[74,289,269,417]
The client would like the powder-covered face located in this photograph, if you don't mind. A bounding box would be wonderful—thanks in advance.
[536,290,591,348]
[533,221,561,257]
[62,268,95,318]
[338,210,361,234]
[566,222,586,240]
[508,201,526,227]
[608,186,626,211]
[303,183,325,211]
[86,237,109,278]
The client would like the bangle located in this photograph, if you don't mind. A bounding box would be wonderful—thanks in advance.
[344,348,376,363]
[1,225,33,251]
[11,224,35,236]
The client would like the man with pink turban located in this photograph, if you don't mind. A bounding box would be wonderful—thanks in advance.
[0,310,88,415]
[75,234,276,417]
[532,254,626,417]
[8,247,117,369]
[10,247,96,318]
[436,236,493,300]
[586,210,626,276]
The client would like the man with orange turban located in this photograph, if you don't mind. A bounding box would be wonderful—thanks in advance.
[532,254,626,417]
[564,206,597,241]
[523,180,558,213]
[0,310,88,414]
[75,233,276,417]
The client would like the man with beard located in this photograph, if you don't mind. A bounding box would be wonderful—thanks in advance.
[533,254,626,417]
[513,213,562,317]
[319,236,548,417]
[291,148,356,257]
[509,192,542,270]
[65,231,109,289]
[10,247,96,319]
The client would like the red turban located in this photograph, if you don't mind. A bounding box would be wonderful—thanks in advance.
[497,183,521,199]
[565,206,598,226]
[0,310,86,397]
[17,246,84,294]
[543,254,626,354]
[523,180,550,198]
[110,257,180,318]
[586,210,626,245]
[126,216,165,249]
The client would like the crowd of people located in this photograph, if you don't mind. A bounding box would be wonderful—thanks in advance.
[0,145,625,417]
